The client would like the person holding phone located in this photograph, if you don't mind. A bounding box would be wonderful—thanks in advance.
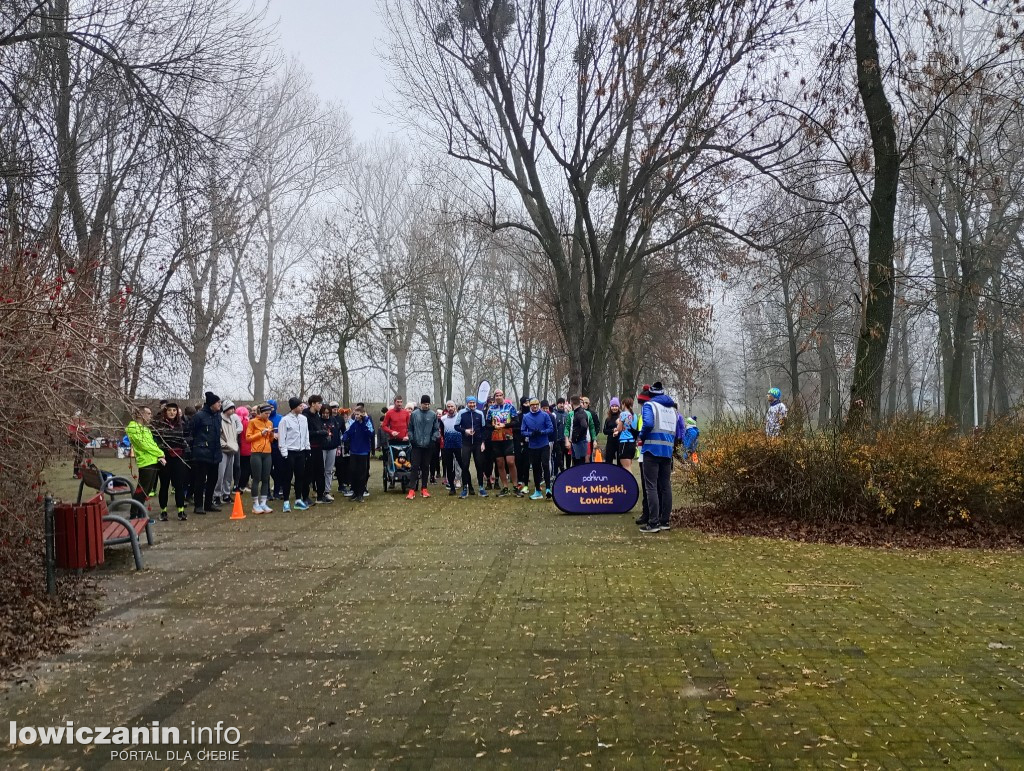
[342,405,374,502]
[246,403,275,513]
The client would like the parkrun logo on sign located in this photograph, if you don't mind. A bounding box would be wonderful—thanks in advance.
[553,463,639,515]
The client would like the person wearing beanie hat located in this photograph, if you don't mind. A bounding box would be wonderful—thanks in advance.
[266,399,286,501]
[278,396,311,511]
[457,396,488,497]
[246,403,275,513]
[215,401,240,504]
[638,378,678,533]
[407,394,440,499]
[603,398,623,465]
[190,391,223,514]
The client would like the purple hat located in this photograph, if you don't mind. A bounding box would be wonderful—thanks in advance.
[609,397,620,408]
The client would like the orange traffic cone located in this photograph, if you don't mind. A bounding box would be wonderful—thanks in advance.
[230,491,246,520]
[594,447,603,463]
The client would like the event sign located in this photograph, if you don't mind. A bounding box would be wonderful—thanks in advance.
[552,463,640,515]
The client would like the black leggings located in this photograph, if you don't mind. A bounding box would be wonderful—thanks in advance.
[158,455,187,510]
[461,443,485,487]
[350,454,370,497]
[529,446,551,490]
[237,455,251,490]
[192,460,219,509]
[284,450,307,502]
[430,442,441,479]
[134,464,160,508]
[306,448,325,499]
[410,446,431,490]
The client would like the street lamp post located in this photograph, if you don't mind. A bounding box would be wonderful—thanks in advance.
[382,326,397,406]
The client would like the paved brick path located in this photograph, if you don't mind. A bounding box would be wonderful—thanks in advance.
[4,462,1024,768]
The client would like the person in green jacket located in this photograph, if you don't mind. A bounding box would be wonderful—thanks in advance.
[126,405,165,515]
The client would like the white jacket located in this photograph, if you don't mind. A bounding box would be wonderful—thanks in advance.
[278,412,310,456]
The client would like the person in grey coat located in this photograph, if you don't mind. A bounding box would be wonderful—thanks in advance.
[407,395,440,499]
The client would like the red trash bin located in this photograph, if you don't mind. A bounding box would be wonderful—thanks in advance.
[54,500,105,569]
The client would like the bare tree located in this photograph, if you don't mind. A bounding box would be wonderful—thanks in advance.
[384,0,796,399]
[237,62,351,401]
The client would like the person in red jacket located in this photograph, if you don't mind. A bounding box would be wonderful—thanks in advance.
[381,397,411,442]
[68,412,91,479]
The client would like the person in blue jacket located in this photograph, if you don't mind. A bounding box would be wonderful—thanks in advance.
[342,404,374,502]
[681,416,699,464]
[267,398,286,500]
[521,398,555,499]
[639,381,678,533]
[457,396,488,498]
[439,400,464,495]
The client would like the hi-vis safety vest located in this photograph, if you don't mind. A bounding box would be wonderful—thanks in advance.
[642,401,677,458]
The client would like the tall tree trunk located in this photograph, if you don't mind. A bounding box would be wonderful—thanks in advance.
[846,0,899,433]
[991,277,1010,417]
[337,337,351,406]
[885,315,900,417]
[901,313,914,413]
[457,348,475,402]
[188,340,210,402]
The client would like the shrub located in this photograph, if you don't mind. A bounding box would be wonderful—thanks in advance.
[692,416,1024,528]
[0,240,120,675]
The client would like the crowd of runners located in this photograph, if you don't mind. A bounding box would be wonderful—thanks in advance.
[102,381,787,534]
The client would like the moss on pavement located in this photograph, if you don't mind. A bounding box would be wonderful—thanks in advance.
[2,458,1023,768]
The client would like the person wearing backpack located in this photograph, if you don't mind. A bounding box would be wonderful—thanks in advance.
[563,396,597,467]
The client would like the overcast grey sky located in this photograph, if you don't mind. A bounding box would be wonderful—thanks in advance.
[266,0,398,140]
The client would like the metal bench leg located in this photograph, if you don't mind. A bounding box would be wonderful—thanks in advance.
[144,521,153,545]
[102,514,144,570]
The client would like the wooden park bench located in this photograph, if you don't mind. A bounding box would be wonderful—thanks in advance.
[77,462,134,503]
[74,464,155,570]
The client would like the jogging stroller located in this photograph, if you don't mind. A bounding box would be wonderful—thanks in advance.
[383,441,413,493]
